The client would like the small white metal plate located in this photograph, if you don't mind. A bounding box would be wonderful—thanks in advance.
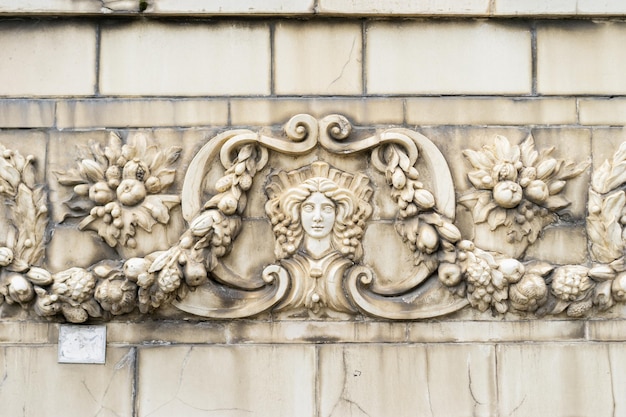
[58,325,107,364]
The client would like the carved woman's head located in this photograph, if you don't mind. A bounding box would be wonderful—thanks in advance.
[265,163,373,261]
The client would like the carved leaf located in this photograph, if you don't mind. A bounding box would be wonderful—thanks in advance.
[467,169,493,189]
[520,135,538,167]
[55,170,86,186]
[543,195,571,211]
[462,149,492,170]
[494,135,519,162]
[487,207,507,231]
[79,159,105,182]
[587,190,625,263]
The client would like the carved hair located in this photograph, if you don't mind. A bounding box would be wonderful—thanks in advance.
[265,163,373,261]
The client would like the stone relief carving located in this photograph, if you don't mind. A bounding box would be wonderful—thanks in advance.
[0,114,624,322]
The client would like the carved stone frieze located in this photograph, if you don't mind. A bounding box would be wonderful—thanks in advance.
[0,114,623,322]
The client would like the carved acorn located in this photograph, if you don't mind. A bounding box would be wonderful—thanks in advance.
[26,267,53,286]
[7,274,34,305]
[0,247,13,267]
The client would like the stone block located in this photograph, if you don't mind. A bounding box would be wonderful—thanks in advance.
[274,22,362,95]
[586,320,626,341]
[537,21,626,94]
[100,21,270,96]
[407,320,585,342]
[579,98,626,126]
[56,99,229,129]
[0,346,134,417]
[0,0,116,13]
[366,21,531,94]
[151,0,314,14]
[0,322,52,343]
[318,0,490,15]
[493,0,576,15]
[0,21,96,96]
[524,225,588,264]
[318,344,497,417]
[0,100,55,128]
[230,98,404,126]
[406,98,577,126]
[136,345,316,417]
[496,343,624,416]
[577,0,626,14]
[590,128,626,172]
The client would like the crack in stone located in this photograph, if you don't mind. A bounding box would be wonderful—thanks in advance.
[607,345,617,417]
[328,36,357,89]
[326,348,371,417]
[467,360,485,411]
[508,395,527,417]
[424,347,434,417]
[143,347,194,417]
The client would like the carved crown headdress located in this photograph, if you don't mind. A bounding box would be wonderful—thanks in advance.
[265,161,373,203]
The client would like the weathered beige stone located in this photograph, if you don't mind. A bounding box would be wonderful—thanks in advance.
[524,226,588,264]
[318,0,490,15]
[137,345,316,417]
[586,320,626,341]
[408,320,585,342]
[319,344,497,417]
[0,0,101,14]
[0,100,55,128]
[538,22,626,94]
[367,21,531,94]
[230,98,404,126]
[151,0,314,14]
[590,128,626,171]
[0,21,96,96]
[496,343,624,416]
[57,99,229,129]
[579,98,626,126]
[0,346,134,417]
[578,0,626,14]
[0,322,52,343]
[406,98,577,126]
[493,0,576,15]
[100,21,270,96]
[274,22,362,95]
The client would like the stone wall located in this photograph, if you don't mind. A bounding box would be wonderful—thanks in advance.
[1,2,626,416]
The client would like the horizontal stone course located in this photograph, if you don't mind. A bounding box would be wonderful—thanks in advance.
[406,97,577,125]
[2,0,626,16]
[56,99,228,128]
[0,100,55,127]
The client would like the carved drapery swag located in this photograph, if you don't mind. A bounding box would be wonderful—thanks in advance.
[0,114,619,323]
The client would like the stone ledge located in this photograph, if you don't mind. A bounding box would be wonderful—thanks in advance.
[1,0,626,17]
[1,320,616,344]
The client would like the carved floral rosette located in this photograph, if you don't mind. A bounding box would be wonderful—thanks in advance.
[0,114,622,323]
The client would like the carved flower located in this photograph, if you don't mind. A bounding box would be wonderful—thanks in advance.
[461,135,588,246]
[550,265,592,302]
[56,132,182,251]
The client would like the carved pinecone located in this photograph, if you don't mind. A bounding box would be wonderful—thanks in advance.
[551,266,592,301]
[51,268,96,304]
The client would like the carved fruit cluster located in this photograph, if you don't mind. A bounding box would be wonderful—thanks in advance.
[461,135,587,246]
[56,132,181,250]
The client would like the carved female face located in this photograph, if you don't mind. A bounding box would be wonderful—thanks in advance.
[300,192,336,239]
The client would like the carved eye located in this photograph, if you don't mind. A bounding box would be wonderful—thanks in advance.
[322,204,334,213]
[302,203,314,212]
